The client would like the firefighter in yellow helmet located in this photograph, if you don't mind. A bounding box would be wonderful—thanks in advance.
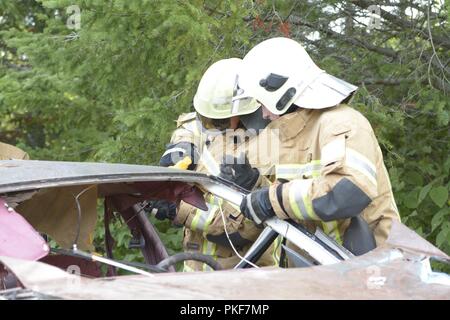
[154,58,279,271]
[234,37,401,256]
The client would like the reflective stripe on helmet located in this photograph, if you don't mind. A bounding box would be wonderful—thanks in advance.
[194,58,259,119]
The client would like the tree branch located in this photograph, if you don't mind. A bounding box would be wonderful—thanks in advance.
[351,0,450,49]
[288,15,398,58]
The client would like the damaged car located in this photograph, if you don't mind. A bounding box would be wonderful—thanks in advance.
[0,159,449,299]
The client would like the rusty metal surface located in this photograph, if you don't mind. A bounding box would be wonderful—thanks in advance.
[386,221,449,261]
[1,221,449,300]
[1,246,449,300]
[0,160,448,299]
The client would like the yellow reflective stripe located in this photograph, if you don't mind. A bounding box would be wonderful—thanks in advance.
[190,208,204,231]
[275,160,322,180]
[321,221,342,245]
[183,262,195,272]
[202,206,218,234]
[345,148,377,186]
[333,221,342,244]
[289,179,319,220]
[272,236,282,266]
[289,184,307,221]
[202,240,217,271]
[191,200,219,233]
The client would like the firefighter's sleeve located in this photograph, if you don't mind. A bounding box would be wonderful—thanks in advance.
[0,142,30,160]
[174,194,262,249]
[268,121,379,222]
[160,113,201,169]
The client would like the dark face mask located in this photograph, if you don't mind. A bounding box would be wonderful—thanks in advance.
[198,114,230,131]
[239,107,271,131]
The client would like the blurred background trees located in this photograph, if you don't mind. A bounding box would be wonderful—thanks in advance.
[1,0,448,256]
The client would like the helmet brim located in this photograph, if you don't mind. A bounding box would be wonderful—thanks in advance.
[293,73,358,110]
[194,94,260,119]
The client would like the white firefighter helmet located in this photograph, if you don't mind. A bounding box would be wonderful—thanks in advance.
[193,58,260,119]
[234,37,358,115]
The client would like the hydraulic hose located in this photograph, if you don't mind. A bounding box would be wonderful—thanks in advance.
[156,252,223,271]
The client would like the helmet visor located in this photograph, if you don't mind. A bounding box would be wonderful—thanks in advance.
[231,75,259,116]
[293,73,358,109]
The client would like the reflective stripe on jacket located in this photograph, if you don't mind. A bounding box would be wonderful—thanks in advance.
[246,104,400,245]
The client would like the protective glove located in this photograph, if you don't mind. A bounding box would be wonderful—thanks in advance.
[159,142,198,170]
[239,187,275,225]
[219,153,260,190]
[145,200,177,221]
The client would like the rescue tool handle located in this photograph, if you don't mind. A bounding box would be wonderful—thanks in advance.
[201,180,343,266]
[170,156,192,170]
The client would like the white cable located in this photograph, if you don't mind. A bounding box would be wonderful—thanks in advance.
[218,201,260,269]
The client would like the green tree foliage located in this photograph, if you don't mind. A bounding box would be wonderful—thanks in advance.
[1,0,448,260]
[247,0,450,255]
[0,0,254,260]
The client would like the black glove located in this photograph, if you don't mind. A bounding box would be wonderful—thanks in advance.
[239,187,275,225]
[145,200,177,221]
[159,142,198,170]
[219,153,260,190]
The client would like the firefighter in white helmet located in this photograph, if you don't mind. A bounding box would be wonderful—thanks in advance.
[234,37,400,255]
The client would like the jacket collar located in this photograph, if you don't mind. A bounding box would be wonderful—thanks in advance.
[266,108,314,141]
